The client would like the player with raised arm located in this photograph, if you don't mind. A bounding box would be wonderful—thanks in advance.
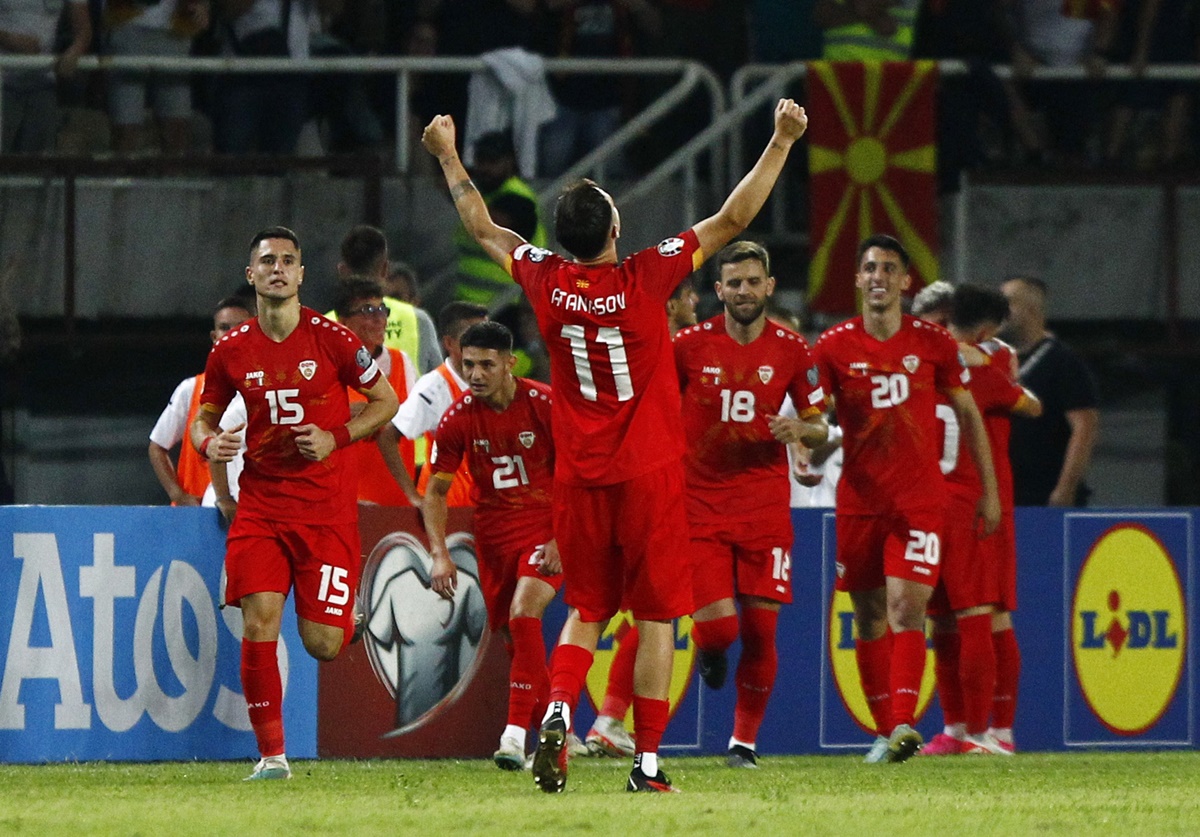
[812,234,1001,764]
[422,97,809,793]
[191,227,399,781]
[421,320,564,771]
[675,240,827,769]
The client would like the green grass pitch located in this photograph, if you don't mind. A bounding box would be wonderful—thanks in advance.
[2,752,1199,835]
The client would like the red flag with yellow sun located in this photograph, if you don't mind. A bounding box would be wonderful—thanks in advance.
[806,61,939,314]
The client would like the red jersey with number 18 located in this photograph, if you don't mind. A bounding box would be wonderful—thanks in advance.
[508,231,703,486]
[675,316,825,521]
[200,308,382,524]
[428,379,555,548]
[813,315,967,514]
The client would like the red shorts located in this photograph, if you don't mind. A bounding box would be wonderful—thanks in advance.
[225,515,361,635]
[477,534,564,632]
[690,516,793,609]
[927,491,1000,616]
[834,507,942,592]
[553,462,693,622]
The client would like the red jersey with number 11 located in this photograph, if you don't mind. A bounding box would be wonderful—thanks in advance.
[509,231,703,486]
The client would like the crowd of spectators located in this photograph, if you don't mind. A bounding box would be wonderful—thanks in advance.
[0,1,1197,173]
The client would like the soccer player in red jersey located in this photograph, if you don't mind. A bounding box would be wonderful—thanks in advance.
[913,283,1040,756]
[191,227,399,781]
[420,320,564,771]
[675,241,828,769]
[422,97,809,793]
[812,234,1001,764]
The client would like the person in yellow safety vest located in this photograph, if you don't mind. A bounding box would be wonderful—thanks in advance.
[326,224,443,375]
[452,131,548,308]
[814,0,918,61]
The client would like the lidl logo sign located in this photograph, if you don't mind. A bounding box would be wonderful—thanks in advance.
[1070,521,1188,738]
[584,612,696,724]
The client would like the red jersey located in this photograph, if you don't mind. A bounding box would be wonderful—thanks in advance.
[428,378,555,547]
[675,316,824,521]
[200,308,382,524]
[508,230,703,486]
[813,315,967,514]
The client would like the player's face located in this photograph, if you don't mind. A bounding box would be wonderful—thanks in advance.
[210,305,251,344]
[461,346,514,401]
[343,296,388,351]
[855,246,910,313]
[667,285,699,332]
[717,259,774,326]
[247,237,304,301]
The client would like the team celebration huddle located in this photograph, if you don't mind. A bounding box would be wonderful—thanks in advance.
[188,100,1036,792]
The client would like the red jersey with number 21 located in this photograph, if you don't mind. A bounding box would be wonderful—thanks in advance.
[508,230,703,486]
[814,315,967,515]
[200,308,382,524]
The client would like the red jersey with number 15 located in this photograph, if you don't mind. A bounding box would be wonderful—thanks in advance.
[675,316,825,521]
[508,231,703,486]
[814,315,967,514]
[428,379,555,548]
[200,308,382,524]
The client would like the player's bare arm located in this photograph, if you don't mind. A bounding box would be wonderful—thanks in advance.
[1049,407,1099,507]
[422,114,525,267]
[190,407,242,464]
[947,387,1002,535]
[535,539,562,576]
[376,424,424,506]
[423,473,459,601]
[209,458,237,525]
[292,375,399,462]
[767,412,829,448]
[692,99,807,260]
[1013,387,1043,418]
[148,442,201,506]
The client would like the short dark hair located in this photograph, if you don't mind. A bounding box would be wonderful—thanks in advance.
[473,131,516,162]
[460,320,514,353]
[213,296,253,318]
[438,301,488,339]
[555,179,612,260]
[857,234,909,270]
[952,283,1010,330]
[333,276,385,317]
[716,240,771,276]
[669,276,695,302]
[340,225,388,275]
[249,226,300,257]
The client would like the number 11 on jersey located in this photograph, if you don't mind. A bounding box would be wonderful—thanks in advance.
[561,325,633,402]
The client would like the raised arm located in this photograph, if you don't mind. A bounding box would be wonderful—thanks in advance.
[422,114,525,267]
[692,98,807,260]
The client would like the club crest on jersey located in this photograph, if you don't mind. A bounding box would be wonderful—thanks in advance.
[902,355,920,374]
[657,237,685,257]
[519,431,536,449]
[299,360,317,380]
[757,365,774,384]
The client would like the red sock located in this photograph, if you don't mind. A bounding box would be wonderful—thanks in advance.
[957,613,996,735]
[992,626,1021,729]
[855,631,893,735]
[931,629,963,727]
[692,613,739,653]
[241,639,284,757]
[890,629,926,729]
[599,623,638,720]
[507,617,548,730]
[547,643,594,708]
[632,695,670,754]
[732,607,778,746]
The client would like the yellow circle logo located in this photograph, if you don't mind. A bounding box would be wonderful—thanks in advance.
[584,612,696,723]
[1072,524,1186,735]
[828,590,936,733]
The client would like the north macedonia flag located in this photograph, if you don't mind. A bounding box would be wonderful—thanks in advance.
[806,61,939,314]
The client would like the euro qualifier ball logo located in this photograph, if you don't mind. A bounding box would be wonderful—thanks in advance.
[1072,524,1186,735]
[828,589,936,734]
[583,612,696,722]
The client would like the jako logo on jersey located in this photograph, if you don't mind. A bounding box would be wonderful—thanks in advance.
[1071,524,1186,735]
[518,431,535,449]
[244,370,264,386]
[848,362,869,377]
[585,613,696,723]
[298,360,317,380]
[657,237,685,257]
[828,589,935,734]
[758,366,774,384]
[902,355,920,374]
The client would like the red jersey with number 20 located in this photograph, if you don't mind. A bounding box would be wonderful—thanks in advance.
[428,379,555,548]
[508,230,702,486]
[814,315,967,515]
[675,316,825,520]
[200,308,382,524]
